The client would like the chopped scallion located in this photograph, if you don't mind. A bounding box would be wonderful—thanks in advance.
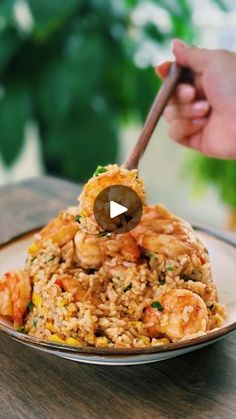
[75,215,81,223]
[27,301,33,310]
[17,326,24,333]
[93,166,108,177]
[124,283,132,292]
[146,251,154,259]
[151,301,163,311]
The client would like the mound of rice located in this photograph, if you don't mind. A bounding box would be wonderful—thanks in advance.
[0,165,227,348]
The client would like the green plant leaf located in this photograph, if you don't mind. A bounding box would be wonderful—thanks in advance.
[0,0,14,25]
[143,22,166,43]
[37,34,106,122]
[184,153,236,208]
[177,0,192,18]
[134,67,161,121]
[0,0,228,189]
[0,82,31,165]
[211,0,227,12]
[125,0,139,7]
[40,106,118,182]
[170,13,195,41]
[27,0,82,41]
[0,29,19,73]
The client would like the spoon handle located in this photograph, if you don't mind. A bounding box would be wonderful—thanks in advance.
[123,63,193,170]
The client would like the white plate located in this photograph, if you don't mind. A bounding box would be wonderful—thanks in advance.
[0,226,235,366]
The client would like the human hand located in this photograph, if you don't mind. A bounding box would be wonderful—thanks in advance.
[156,39,236,159]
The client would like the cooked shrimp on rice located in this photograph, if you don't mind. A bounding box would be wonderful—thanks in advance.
[0,165,226,348]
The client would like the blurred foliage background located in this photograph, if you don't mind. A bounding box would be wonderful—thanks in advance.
[0,0,196,182]
[0,0,235,227]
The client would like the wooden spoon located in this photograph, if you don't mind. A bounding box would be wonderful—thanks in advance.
[123,63,193,170]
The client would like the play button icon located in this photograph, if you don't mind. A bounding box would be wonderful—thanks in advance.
[93,185,143,234]
[110,201,127,219]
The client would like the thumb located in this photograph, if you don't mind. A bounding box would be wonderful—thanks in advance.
[173,39,209,71]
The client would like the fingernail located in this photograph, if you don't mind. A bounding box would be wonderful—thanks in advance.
[192,118,206,126]
[192,101,209,111]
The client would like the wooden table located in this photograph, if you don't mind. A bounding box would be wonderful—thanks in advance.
[0,177,235,419]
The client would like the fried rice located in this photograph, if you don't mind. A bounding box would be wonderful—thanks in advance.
[0,165,227,348]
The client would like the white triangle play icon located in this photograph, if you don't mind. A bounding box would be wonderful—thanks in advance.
[110,201,128,219]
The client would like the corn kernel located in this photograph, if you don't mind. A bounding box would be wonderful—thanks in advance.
[56,298,67,307]
[80,210,88,218]
[28,242,41,254]
[24,324,30,333]
[140,336,150,346]
[48,334,64,343]
[41,308,47,317]
[95,337,110,348]
[87,333,95,345]
[32,293,42,307]
[46,322,56,333]
[152,337,170,346]
[65,337,81,346]
[130,321,142,329]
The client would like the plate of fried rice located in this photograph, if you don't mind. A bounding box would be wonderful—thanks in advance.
[0,165,235,365]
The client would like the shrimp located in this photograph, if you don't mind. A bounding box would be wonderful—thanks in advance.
[55,275,100,305]
[55,275,88,302]
[74,231,106,268]
[78,164,146,217]
[131,205,200,257]
[102,233,141,262]
[0,276,12,317]
[143,289,208,341]
[0,270,31,328]
[28,210,79,254]
[74,231,141,269]
[103,262,128,279]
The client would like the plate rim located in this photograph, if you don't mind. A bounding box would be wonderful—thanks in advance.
[0,224,235,357]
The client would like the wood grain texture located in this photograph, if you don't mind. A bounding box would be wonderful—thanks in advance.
[0,177,235,419]
[0,176,81,245]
